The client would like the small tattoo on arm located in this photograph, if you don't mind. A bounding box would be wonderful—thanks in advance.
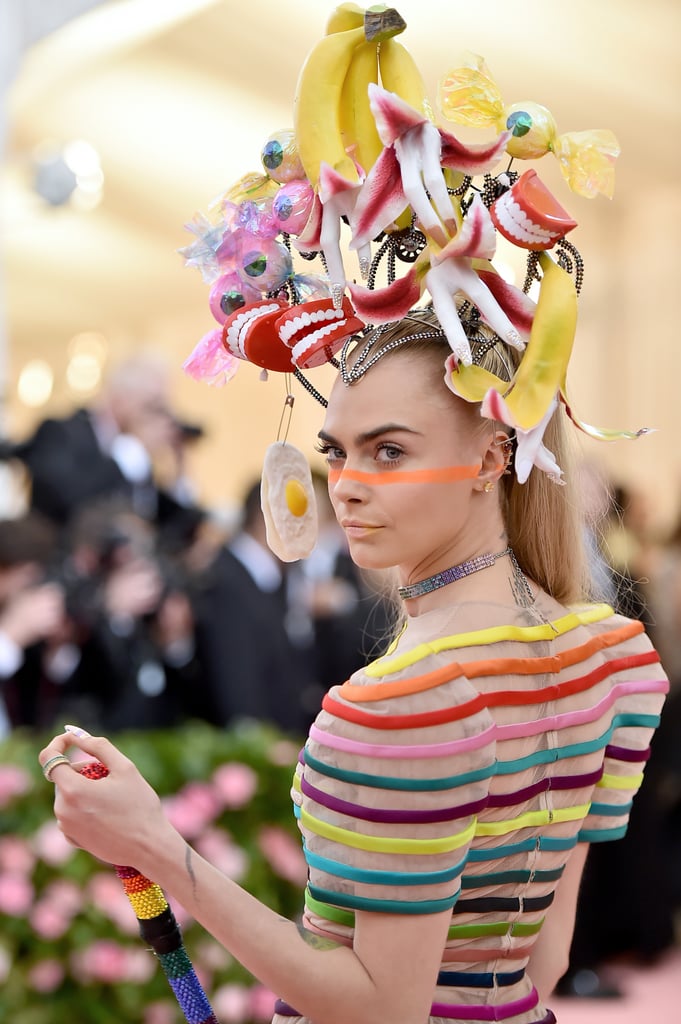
[296,923,340,951]
[185,845,198,902]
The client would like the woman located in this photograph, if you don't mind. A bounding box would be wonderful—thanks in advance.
[40,309,669,1024]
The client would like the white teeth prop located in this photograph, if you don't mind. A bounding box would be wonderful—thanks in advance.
[491,169,577,251]
[261,441,318,562]
[275,296,364,369]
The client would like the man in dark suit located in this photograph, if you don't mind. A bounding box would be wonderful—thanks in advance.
[2,352,204,547]
[192,481,312,736]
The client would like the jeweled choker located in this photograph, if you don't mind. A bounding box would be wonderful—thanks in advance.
[398,547,512,600]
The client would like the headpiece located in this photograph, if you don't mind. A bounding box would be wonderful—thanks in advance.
[180,4,649,559]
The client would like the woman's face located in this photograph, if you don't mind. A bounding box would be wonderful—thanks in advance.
[319,350,495,580]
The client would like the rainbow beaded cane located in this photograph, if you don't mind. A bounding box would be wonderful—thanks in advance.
[78,761,220,1024]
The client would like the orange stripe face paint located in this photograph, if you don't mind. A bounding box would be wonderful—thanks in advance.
[327,464,481,487]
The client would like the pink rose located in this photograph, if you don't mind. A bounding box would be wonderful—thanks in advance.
[123,947,156,984]
[162,782,220,840]
[32,820,75,865]
[213,982,251,1023]
[194,829,249,882]
[27,958,65,993]
[0,835,35,875]
[144,1001,177,1024]
[250,985,278,1020]
[0,764,31,807]
[87,873,139,934]
[71,940,130,984]
[212,762,258,808]
[43,878,82,914]
[0,872,34,916]
[258,826,307,885]
[30,900,71,940]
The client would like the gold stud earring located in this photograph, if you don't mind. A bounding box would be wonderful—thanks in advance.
[482,481,495,493]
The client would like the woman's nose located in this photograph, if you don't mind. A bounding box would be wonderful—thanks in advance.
[328,468,367,505]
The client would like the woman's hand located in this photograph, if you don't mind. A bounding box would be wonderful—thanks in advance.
[39,730,175,873]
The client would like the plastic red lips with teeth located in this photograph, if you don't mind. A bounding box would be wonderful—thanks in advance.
[221,298,295,372]
[276,296,364,369]
[490,169,578,251]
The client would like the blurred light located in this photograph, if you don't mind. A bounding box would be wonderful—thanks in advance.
[17,360,54,407]
[32,139,103,209]
[66,353,102,394]
[68,330,108,362]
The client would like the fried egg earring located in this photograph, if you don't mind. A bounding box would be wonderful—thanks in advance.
[261,440,318,561]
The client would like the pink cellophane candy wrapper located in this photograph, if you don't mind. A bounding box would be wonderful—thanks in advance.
[183,328,239,387]
[553,129,620,199]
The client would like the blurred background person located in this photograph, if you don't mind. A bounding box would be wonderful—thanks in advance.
[0,351,206,552]
[192,479,313,736]
[54,497,203,733]
[0,512,77,737]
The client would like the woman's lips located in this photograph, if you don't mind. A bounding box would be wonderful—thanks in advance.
[342,521,382,536]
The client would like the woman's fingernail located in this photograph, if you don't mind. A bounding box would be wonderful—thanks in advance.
[64,724,91,738]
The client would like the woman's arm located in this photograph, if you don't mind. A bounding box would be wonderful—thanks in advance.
[42,731,451,1024]
[526,841,589,1001]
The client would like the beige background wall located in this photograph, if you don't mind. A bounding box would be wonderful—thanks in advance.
[2,0,680,525]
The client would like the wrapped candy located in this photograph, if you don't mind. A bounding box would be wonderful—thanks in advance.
[439,53,620,198]
[261,129,306,183]
[237,235,293,292]
[272,179,316,236]
[209,271,262,324]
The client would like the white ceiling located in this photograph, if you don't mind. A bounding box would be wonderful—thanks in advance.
[1,0,680,510]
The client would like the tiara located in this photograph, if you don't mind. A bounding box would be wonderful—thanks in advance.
[180,4,650,494]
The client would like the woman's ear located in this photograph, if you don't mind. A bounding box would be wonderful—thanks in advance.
[476,430,512,492]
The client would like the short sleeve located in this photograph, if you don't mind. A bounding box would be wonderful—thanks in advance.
[294,665,496,916]
[577,623,669,843]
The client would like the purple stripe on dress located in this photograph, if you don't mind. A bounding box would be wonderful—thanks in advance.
[431,985,539,1020]
[487,767,604,807]
[605,743,651,762]
[300,773,487,824]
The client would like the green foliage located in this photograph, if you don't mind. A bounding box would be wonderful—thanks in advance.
[0,722,306,1024]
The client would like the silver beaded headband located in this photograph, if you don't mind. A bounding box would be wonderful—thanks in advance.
[338,306,512,388]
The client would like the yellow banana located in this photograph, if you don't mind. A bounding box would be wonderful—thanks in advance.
[293,25,366,188]
[339,40,384,177]
[378,37,432,119]
[325,2,365,34]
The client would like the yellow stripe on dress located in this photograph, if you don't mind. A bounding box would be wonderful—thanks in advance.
[474,803,592,837]
[299,806,477,854]
[597,771,645,790]
[365,605,614,677]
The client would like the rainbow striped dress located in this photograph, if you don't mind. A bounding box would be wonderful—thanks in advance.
[272,598,668,1024]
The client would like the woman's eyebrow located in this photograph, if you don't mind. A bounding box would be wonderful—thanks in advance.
[318,424,422,446]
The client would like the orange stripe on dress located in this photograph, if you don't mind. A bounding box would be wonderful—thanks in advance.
[326,648,659,727]
[337,619,649,703]
[327,464,481,486]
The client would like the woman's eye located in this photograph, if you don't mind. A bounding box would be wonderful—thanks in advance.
[315,442,345,464]
[377,444,403,464]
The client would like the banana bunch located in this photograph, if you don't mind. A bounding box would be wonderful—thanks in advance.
[293,3,431,190]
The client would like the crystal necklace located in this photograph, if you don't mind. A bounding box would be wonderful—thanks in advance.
[398,547,512,601]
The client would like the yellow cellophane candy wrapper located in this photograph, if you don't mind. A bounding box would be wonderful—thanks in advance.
[439,55,505,128]
[553,129,620,200]
[222,172,280,206]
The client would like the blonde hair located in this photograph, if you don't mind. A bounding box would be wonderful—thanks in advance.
[344,309,589,605]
